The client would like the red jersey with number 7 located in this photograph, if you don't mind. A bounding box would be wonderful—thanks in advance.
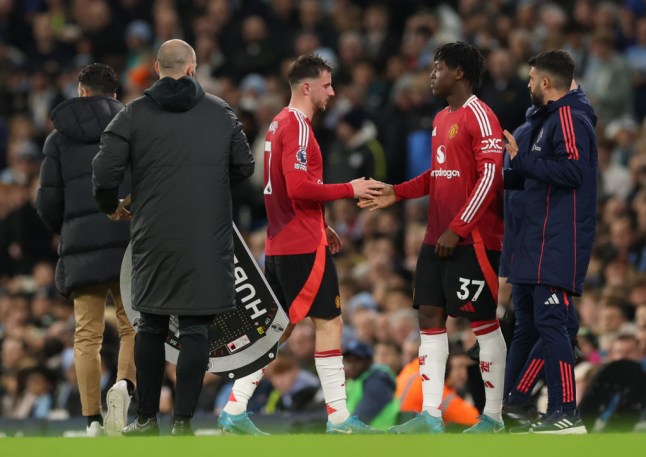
[263,107,353,256]
[394,95,504,250]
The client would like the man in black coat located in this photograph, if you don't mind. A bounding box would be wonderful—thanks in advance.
[36,63,136,437]
[92,39,254,436]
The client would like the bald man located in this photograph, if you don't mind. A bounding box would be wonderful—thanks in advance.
[93,39,254,436]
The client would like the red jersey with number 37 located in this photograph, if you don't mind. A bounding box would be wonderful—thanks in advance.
[263,107,353,256]
[394,95,504,250]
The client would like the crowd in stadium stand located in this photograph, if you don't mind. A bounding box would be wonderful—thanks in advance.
[1,0,645,431]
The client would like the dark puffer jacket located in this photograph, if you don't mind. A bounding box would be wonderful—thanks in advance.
[36,96,130,297]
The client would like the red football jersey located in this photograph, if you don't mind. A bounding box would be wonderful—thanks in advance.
[264,108,353,255]
[394,95,504,250]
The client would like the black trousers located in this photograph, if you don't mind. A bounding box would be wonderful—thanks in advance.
[135,312,214,419]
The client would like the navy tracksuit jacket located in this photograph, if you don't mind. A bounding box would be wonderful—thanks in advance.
[507,88,598,295]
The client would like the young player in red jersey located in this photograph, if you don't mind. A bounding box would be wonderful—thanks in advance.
[361,42,507,434]
[219,54,383,435]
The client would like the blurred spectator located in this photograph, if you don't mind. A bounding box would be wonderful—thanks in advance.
[266,0,300,53]
[1,140,42,186]
[636,303,646,362]
[598,138,631,199]
[563,22,589,79]
[124,20,153,80]
[264,352,323,413]
[28,12,74,75]
[228,15,280,82]
[2,178,57,275]
[362,4,401,72]
[373,341,402,375]
[330,199,363,242]
[598,298,633,352]
[285,321,316,372]
[0,0,31,49]
[479,48,529,133]
[72,0,125,64]
[388,309,418,347]
[606,117,638,167]
[349,305,378,344]
[625,18,646,121]
[325,106,386,184]
[582,29,633,126]
[53,349,82,417]
[298,0,336,51]
[628,149,646,201]
[343,339,399,430]
[10,365,55,419]
[350,60,389,114]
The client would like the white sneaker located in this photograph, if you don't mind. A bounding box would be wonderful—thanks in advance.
[86,421,104,437]
[105,380,131,436]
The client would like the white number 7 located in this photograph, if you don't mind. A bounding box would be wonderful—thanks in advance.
[457,277,486,301]
[263,141,272,195]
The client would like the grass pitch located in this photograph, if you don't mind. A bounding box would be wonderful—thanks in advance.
[1,434,644,457]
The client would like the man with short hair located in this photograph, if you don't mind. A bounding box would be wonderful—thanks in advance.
[502,82,589,426]
[504,50,598,434]
[361,42,507,434]
[92,39,254,436]
[36,63,136,437]
[218,54,383,435]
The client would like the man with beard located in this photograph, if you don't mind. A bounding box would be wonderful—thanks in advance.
[503,50,598,434]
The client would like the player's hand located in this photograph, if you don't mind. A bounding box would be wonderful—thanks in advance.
[503,130,519,160]
[108,207,131,221]
[350,177,384,199]
[326,226,342,254]
[357,184,396,211]
[435,228,461,258]
[107,198,132,221]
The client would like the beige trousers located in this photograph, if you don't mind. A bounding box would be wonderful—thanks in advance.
[73,281,136,416]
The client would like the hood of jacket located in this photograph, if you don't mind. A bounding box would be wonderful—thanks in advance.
[51,96,124,143]
[532,86,598,128]
[144,76,205,112]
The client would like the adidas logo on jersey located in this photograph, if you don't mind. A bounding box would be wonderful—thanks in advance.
[460,302,475,312]
[544,294,559,305]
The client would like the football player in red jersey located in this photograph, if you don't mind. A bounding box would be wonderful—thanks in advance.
[361,42,507,434]
[219,55,384,435]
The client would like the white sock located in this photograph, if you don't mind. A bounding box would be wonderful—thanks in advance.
[472,321,507,423]
[420,328,449,418]
[315,350,350,424]
[222,367,266,415]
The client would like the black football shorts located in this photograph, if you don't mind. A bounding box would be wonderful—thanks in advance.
[265,245,341,323]
[413,244,500,320]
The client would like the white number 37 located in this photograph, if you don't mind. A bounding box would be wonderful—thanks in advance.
[456,277,486,301]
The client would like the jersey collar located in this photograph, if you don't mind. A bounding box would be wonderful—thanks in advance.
[288,107,309,120]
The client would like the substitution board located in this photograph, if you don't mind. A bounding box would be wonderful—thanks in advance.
[120,224,288,379]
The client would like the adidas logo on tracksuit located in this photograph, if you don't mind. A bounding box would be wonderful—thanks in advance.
[544,293,559,305]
